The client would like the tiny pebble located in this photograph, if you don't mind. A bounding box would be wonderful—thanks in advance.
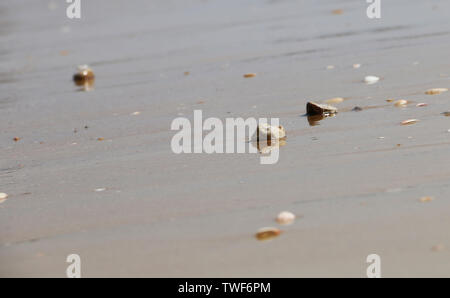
[95,188,106,192]
[425,88,448,95]
[419,196,434,203]
[255,227,282,241]
[416,103,427,107]
[243,73,256,78]
[394,99,408,107]
[353,64,361,69]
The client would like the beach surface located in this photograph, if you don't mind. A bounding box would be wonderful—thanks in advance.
[1,0,450,277]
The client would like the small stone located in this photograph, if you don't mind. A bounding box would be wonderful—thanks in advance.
[95,188,106,192]
[352,106,363,112]
[364,76,380,84]
[353,64,361,69]
[255,227,282,241]
[394,99,408,107]
[401,119,418,126]
[331,9,343,15]
[419,196,433,203]
[416,103,427,107]
[243,73,256,78]
[73,65,95,86]
[276,211,296,225]
[306,101,338,116]
[13,137,20,142]
[325,97,344,104]
[257,123,286,140]
[442,111,450,117]
[132,111,141,116]
[326,65,335,70]
[425,88,448,95]
[97,137,105,141]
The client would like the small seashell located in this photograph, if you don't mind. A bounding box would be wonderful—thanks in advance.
[97,137,105,141]
[432,244,445,252]
[184,71,190,76]
[132,111,141,116]
[419,196,433,203]
[73,65,95,86]
[276,211,296,225]
[401,119,418,126]
[326,65,335,70]
[325,97,344,104]
[442,111,450,117]
[386,99,395,102]
[257,123,286,140]
[13,137,20,142]
[0,193,7,204]
[364,76,380,84]
[425,88,448,95]
[95,188,106,192]
[416,103,427,107]
[255,227,282,241]
[306,101,338,116]
[394,99,408,107]
[243,73,256,78]
[353,64,361,69]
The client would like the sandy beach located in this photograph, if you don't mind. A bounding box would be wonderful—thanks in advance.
[1,0,450,277]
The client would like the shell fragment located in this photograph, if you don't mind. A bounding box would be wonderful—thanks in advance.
[425,88,448,95]
[306,101,338,116]
[255,227,282,241]
[276,211,296,225]
[364,76,380,84]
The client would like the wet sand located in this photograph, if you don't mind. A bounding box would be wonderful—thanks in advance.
[1,0,450,277]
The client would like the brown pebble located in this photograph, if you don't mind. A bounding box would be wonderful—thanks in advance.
[419,196,434,203]
[243,73,256,78]
[13,137,20,142]
[255,227,282,241]
[73,65,95,86]
[97,137,105,141]
[331,9,343,15]
[306,101,338,116]
[425,88,448,95]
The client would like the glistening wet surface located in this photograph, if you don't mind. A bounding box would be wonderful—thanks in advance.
[1,0,450,277]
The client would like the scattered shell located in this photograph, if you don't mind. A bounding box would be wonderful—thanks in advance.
[331,9,343,15]
[255,227,282,241]
[401,119,419,126]
[184,71,190,76]
[394,99,408,107]
[13,137,20,142]
[276,211,296,225]
[364,76,380,84]
[386,99,395,102]
[325,97,344,104]
[0,193,7,204]
[97,137,105,141]
[95,188,106,192]
[442,111,450,117]
[132,111,141,116]
[353,64,361,69]
[416,103,427,107]
[73,65,95,86]
[257,123,286,140]
[425,88,448,95]
[432,244,445,252]
[326,65,335,70]
[419,196,434,203]
[306,101,338,116]
[243,73,256,78]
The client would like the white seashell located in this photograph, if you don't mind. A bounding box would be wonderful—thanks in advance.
[401,119,419,126]
[257,123,286,140]
[364,76,380,84]
[276,211,296,225]
[353,64,361,69]
[0,193,8,199]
